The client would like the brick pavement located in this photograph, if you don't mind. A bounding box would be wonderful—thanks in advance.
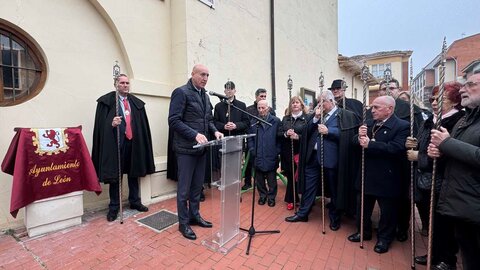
[0,182,460,269]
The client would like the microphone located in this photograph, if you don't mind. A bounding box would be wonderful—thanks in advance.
[209,91,229,100]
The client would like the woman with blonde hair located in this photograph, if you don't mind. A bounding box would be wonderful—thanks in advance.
[280,96,309,210]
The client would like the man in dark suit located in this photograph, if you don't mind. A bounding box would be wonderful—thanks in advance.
[347,96,409,254]
[213,81,249,136]
[92,74,155,222]
[168,64,223,240]
[329,79,363,118]
[286,90,360,226]
[378,78,424,242]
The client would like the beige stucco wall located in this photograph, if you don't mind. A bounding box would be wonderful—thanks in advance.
[0,0,354,230]
[0,0,172,229]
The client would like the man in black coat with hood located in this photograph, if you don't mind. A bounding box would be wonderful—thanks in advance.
[92,74,155,222]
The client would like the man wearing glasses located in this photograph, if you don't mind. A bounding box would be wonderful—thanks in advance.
[328,79,363,118]
[428,71,480,270]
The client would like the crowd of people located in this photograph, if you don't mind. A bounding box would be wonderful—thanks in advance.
[93,64,480,270]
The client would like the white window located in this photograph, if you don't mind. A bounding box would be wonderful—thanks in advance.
[371,63,391,79]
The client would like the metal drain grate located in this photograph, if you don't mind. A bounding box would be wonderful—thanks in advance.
[136,210,178,233]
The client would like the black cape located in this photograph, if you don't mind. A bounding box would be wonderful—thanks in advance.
[92,91,155,183]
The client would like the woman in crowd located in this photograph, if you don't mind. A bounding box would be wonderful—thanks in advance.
[280,96,309,210]
[406,81,464,269]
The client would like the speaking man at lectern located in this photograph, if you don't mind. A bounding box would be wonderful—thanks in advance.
[168,64,223,240]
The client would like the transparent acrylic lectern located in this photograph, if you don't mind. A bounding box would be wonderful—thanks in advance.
[194,134,254,254]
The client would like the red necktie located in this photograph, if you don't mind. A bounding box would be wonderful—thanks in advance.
[123,98,133,140]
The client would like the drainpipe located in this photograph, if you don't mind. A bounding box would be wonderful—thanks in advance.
[270,0,276,111]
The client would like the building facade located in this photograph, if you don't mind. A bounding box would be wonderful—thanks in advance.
[0,0,364,230]
[349,51,412,103]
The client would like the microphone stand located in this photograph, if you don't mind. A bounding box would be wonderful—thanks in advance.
[216,97,280,255]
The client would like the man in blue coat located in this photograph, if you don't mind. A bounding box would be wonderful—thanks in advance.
[347,96,409,254]
[247,100,282,207]
[168,64,223,240]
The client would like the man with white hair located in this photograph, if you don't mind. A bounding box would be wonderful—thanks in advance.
[247,99,282,207]
[347,96,409,254]
[286,90,360,228]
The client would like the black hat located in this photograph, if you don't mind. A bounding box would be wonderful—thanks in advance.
[328,79,347,90]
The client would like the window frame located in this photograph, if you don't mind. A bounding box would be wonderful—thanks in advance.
[0,21,47,107]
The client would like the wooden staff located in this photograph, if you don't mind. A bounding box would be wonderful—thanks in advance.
[287,76,297,212]
[360,64,369,248]
[427,37,447,270]
[113,61,124,224]
[319,72,326,234]
[409,59,415,269]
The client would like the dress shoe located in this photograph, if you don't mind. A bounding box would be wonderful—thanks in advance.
[347,232,372,242]
[179,224,196,240]
[106,209,118,222]
[241,184,252,191]
[396,230,408,242]
[286,203,294,210]
[267,199,276,207]
[189,216,213,228]
[329,220,341,231]
[414,255,427,265]
[374,240,389,254]
[130,203,148,212]
[285,214,308,222]
[258,197,267,205]
[432,262,456,270]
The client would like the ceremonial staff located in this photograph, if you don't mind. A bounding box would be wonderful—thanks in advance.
[341,78,347,109]
[360,63,369,248]
[384,67,392,96]
[113,61,124,224]
[319,72,326,234]
[287,76,296,212]
[409,59,416,269]
[427,37,447,270]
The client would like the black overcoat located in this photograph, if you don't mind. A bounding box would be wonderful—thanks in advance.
[356,115,410,198]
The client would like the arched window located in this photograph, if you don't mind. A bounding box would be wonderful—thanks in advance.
[0,21,46,106]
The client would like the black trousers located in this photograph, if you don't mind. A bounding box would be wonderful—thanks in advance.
[454,219,480,270]
[356,194,398,243]
[283,168,299,204]
[255,169,277,200]
[108,139,141,211]
[244,149,253,186]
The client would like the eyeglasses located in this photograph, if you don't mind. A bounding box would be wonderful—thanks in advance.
[380,86,398,91]
[463,81,480,90]
[429,97,439,103]
[258,95,267,98]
